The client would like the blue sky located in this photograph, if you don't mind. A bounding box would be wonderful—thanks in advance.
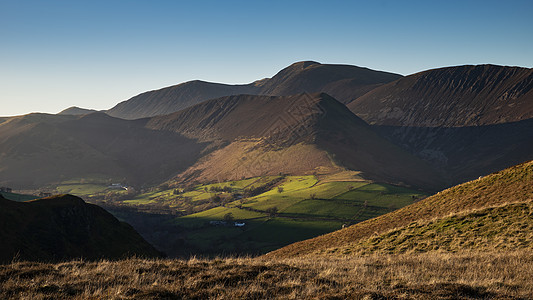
[1,0,532,116]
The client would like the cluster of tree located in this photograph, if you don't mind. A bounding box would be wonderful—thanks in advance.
[208,186,234,193]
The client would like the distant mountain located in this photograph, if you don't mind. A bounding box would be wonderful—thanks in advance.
[347,65,533,185]
[147,93,443,190]
[267,160,533,258]
[58,106,98,115]
[0,113,205,188]
[0,93,444,191]
[256,61,402,104]
[107,81,258,120]
[348,64,533,127]
[106,61,401,119]
[0,194,162,263]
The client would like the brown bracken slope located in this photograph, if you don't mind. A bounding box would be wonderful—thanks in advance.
[266,160,533,258]
[147,93,443,190]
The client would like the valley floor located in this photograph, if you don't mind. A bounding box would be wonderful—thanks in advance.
[1,250,532,299]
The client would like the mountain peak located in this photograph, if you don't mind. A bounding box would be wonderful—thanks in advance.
[58,106,97,116]
[286,60,321,70]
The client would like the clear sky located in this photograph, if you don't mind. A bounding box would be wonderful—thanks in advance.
[1,0,532,117]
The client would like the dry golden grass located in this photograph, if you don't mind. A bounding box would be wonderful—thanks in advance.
[330,200,533,256]
[1,250,532,299]
[269,160,533,258]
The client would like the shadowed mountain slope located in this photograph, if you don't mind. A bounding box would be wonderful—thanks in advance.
[348,64,533,127]
[347,65,533,185]
[58,106,98,115]
[373,120,533,185]
[147,93,442,190]
[0,194,162,263]
[106,61,401,119]
[107,80,258,120]
[267,160,533,258]
[0,113,205,188]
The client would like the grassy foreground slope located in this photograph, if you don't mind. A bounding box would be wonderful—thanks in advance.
[2,252,532,299]
[267,160,533,258]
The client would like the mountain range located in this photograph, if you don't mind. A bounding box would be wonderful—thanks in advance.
[2,62,531,193]
[348,64,533,184]
[104,61,402,119]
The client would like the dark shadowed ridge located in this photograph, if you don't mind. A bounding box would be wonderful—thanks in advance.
[0,194,163,263]
[347,65,533,185]
[106,61,402,119]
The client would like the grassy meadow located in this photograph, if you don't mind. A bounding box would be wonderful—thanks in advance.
[53,172,427,257]
[167,174,427,255]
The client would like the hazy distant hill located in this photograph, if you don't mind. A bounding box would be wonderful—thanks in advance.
[106,80,258,120]
[0,113,205,188]
[0,194,162,263]
[106,61,401,119]
[58,106,98,115]
[267,160,533,258]
[348,64,533,127]
[147,93,442,190]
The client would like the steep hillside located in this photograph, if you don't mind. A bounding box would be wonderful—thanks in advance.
[0,113,205,188]
[348,64,533,127]
[347,65,533,185]
[373,119,533,185]
[106,61,401,119]
[147,93,442,190]
[0,194,162,263]
[343,200,533,255]
[58,106,98,115]
[267,160,533,257]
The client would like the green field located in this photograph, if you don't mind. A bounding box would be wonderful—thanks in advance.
[45,173,429,256]
[168,175,429,255]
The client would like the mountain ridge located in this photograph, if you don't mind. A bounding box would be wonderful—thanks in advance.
[348,64,533,127]
[148,93,443,190]
[0,194,162,263]
[106,61,402,119]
